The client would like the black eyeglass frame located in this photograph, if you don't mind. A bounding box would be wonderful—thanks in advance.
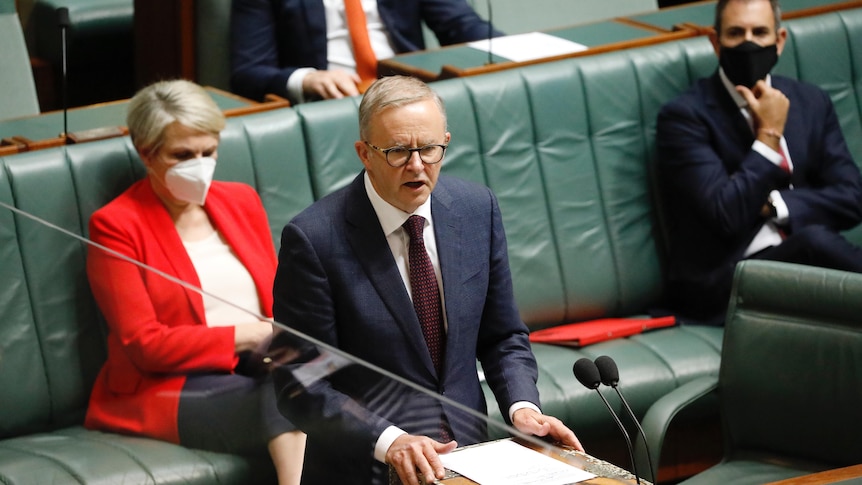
[364,141,448,168]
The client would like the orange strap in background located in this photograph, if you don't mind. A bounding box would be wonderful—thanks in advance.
[344,0,378,92]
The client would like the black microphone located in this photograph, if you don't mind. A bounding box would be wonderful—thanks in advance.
[57,7,70,139]
[595,355,655,484]
[573,358,640,484]
[485,0,493,65]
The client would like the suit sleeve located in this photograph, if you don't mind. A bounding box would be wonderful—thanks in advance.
[472,188,540,418]
[778,88,862,232]
[230,0,294,101]
[656,96,787,240]
[87,210,237,374]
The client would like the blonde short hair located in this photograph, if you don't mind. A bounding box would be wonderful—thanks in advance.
[126,79,225,155]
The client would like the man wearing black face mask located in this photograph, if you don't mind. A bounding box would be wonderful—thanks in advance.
[655,0,862,326]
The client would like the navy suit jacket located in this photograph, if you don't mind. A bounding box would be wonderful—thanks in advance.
[657,72,862,324]
[230,0,501,102]
[271,173,539,484]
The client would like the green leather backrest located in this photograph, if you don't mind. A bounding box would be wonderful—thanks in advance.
[0,141,135,438]
[776,8,862,244]
[722,260,862,465]
[780,8,862,166]
[195,0,232,91]
[0,9,40,119]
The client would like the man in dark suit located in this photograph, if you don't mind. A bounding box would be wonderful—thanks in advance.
[657,0,862,326]
[230,0,501,104]
[270,75,581,485]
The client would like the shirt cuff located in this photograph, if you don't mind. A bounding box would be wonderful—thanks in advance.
[769,190,789,224]
[374,425,407,463]
[508,401,541,423]
[753,139,785,167]
[287,68,316,105]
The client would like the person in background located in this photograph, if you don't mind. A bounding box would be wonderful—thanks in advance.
[270,75,582,485]
[230,0,502,104]
[84,79,306,485]
[656,0,862,326]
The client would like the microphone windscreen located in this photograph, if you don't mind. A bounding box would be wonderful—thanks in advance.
[595,355,620,386]
[573,358,601,390]
[57,7,70,28]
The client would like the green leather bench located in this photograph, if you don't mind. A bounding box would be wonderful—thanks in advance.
[1,7,860,484]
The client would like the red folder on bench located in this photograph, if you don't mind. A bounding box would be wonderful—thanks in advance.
[528,316,676,347]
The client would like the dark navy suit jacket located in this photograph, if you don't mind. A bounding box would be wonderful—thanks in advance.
[271,173,539,484]
[230,0,501,102]
[657,72,862,324]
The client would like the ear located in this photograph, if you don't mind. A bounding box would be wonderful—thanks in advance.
[709,30,721,57]
[139,149,155,170]
[355,140,372,171]
[776,27,787,56]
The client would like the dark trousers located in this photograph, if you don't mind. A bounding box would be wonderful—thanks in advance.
[177,363,296,455]
[753,225,862,273]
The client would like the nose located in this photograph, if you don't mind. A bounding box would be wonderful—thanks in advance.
[404,150,424,171]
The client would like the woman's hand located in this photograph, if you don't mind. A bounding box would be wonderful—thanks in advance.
[234,321,275,353]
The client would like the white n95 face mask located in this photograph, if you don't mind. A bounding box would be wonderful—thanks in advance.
[164,157,217,205]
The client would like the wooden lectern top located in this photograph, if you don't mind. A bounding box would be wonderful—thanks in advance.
[389,438,650,485]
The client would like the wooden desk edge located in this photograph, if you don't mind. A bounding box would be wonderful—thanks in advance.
[436,28,698,80]
[2,90,290,155]
[763,463,862,485]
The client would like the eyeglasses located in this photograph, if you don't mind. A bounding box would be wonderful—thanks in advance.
[364,141,448,168]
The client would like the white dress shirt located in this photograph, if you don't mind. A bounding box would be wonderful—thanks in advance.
[718,69,793,257]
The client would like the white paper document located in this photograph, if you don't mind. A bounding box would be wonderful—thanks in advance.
[467,32,587,63]
[439,440,596,485]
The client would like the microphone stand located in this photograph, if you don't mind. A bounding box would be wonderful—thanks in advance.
[573,359,640,484]
[57,7,70,140]
[486,0,493,65]
[595,355,655,484]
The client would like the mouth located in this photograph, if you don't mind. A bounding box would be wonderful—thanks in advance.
[404,181,425,190]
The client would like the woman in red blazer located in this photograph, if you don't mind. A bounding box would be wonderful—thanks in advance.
[84,80,305,485]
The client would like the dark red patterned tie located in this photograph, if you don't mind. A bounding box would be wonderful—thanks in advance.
[779,146,791,173]
[403,215,445,374]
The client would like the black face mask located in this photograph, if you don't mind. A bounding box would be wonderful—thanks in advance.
[719,41,778,88]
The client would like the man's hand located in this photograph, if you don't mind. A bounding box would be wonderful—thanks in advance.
[386,434,457,485]
[512,408,585,452]
[737,80,789,151]
[303,70,362,100]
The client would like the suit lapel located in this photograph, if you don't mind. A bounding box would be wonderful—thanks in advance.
[705,71,754,172]
[343,175,437,374]
[707,73,755,161]
[430,180,463,375]
[137,182,206,326]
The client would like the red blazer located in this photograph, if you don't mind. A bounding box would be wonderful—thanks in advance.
[84,179,277,443]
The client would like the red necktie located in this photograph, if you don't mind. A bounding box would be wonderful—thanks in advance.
[403,215,445,374]
[779,146,791,173]
[343,0,377,92]
[403,215,452,441]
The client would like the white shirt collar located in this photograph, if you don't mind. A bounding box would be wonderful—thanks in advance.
[363,171,433,237]
[718,67,772,109]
